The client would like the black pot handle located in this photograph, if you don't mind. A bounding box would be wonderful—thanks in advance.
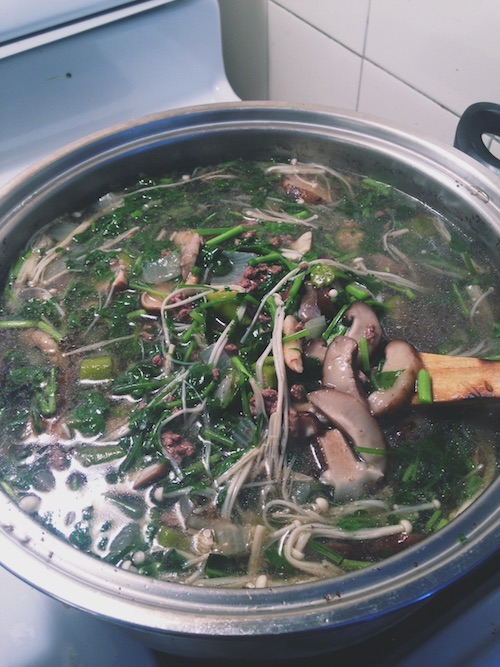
[454,102,500,175]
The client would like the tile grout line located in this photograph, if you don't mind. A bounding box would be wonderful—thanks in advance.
[268,0,462,120]
[268,0,362,58]
[356,0,372,112]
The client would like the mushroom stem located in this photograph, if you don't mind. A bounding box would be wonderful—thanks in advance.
[171,230,202,282]
[308,388,387,472]
[317,428,384,501]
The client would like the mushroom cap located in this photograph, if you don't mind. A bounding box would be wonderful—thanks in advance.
[345,302,383,357]
[140,283,173,313]
[318,428,383,501]
[322,335,367,404]
[368,339,422,417]
[308,387,386,472]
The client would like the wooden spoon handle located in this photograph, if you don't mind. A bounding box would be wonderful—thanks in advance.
[414,352,500,404]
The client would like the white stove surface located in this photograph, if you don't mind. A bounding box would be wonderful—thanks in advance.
[2,0,177,46]
[0,565,157,667]
[0,0,237,189]
[0,561,498,667]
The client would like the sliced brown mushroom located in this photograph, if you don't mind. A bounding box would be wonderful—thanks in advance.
[322,335,367,403]
[20,329,67,368]
[308,388,386,472]
[368,339,422,417]
[345,302,383,357]
[171,230,202,282]
[317,428,384,501]
[140,283,173,313]
[298,283,322,323]
[299,411,323,438]
[280,174,331,204]
[282,231,313,261]
[304,338,327,364]
[109,256,129,291]
[131,461,169,490]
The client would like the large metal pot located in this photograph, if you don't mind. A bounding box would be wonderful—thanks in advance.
[0,102,498,659]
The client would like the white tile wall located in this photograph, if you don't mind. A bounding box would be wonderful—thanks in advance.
[366,0,500,118]
[357,62,461,145]
[268,2,361,108]
[271,0,370,54]
[218,0,500,150]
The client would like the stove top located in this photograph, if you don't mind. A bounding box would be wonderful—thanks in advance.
[0,0,237,189]
[0,554,497,666]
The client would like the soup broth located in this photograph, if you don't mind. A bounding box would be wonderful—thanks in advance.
[0,159,498,587]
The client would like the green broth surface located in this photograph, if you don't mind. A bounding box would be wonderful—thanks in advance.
[0,159,498,587]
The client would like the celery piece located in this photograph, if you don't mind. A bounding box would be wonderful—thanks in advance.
[230,355,253,380]
[323,303,349,344]
[80,356,113,382]
[308,540,371,571]
[417,368,433,404]
[281,328,310,344]
[285,273,305,314]
[0,319,63,342]
[253,356,277,389]
[156,525,191,550]
[202,427,234,449]
[204,290,239,322]
[248,252,294,271]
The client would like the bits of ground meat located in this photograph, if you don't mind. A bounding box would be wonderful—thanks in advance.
[176,307,193,322]
[235,229,257,245]
[167,294,193,322]
[240,263,283,292]
[290,383,307,402]
[141,323,156,340]
[334,220,364,253]
[250,388,279,416]
[270,234,293,248]
[161,432,196,463]
[223,342,238,356]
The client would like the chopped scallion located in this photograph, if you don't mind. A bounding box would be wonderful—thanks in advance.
[417,368,433,404]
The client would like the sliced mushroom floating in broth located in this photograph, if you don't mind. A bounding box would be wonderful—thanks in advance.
[0,159,498,587]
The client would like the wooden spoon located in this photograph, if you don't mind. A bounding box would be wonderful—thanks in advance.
[412,352,500,404]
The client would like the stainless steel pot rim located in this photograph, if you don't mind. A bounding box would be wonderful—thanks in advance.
[0,478,497,636]
[2,101,500,207]
[0,101,498,639]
